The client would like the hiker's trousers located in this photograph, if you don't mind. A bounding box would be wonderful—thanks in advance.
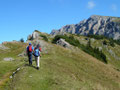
[35,56,40,67]
[28,53,32,65]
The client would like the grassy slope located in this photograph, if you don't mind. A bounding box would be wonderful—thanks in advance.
[8,40,120,90]
[0,42,27,89]
[75,35,120,69]
[1,32,120,90]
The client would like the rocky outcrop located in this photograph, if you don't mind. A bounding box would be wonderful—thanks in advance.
[56,39,71,48]
[4,57,14,61]
[27,31,40,40]
[50,15,120,40]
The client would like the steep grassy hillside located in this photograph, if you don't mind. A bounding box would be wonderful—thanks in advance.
[5,38,120,90]
[74,35,120,69]
[1,31,120,90]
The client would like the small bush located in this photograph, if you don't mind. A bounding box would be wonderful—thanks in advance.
[20,38,24,43]
[112,39,120,45]
[87,35,107,40]
[82,41,107,64]
[109,40,115,47]
[40,35,48,42]
[52,35,80,46]
[103,40,107,45]
[87,34,120,45]
[34,30,40,33]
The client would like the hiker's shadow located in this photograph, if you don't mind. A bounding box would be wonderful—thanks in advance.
[24,64,37,70]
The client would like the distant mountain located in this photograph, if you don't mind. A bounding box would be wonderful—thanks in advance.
[50,15,120,40]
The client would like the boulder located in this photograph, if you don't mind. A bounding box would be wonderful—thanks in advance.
[4,57,14,61]
[27,31,40,40]
[91,38,95,42]
[32,31,39,39]
[98,47,102,51]
[56,39,71,48]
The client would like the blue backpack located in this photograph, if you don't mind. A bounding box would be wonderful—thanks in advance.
[34,49,40,57]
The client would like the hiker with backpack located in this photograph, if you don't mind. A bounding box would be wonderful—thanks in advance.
[26,43,34,66]
[34,44,42,70]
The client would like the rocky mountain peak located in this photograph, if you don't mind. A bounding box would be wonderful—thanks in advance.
[50,15,120,40]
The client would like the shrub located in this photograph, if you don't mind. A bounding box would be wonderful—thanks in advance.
[34,30,40,33]
[82,42,107,64]
[103,40,107,45]
[20,38,24,43]
[40,35,48,42]
[52,35,107,64]
[87,34,107,40]
[87,39,91,47]
[113,39,120,45]
[109,40,115,47]
[87,34,120,45]
[52,35,80,46]
[52,35,64,44]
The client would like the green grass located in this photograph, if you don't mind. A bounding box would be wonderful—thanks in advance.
[40,35,48,42]
[1,34,120,90]
[74,35,120,68]
[6,42,120,90]
[0,42,27,88]
[52,35,107,63]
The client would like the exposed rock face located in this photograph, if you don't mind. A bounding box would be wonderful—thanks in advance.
[50,15,120,40]
[27,31,40,40]
[56,39,71,48]
[32,31,39,39]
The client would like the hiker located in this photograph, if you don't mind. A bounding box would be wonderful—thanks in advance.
[34,44,42,70]
[26,43,34,66]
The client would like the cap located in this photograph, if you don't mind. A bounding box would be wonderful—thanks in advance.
[29,43,32,45]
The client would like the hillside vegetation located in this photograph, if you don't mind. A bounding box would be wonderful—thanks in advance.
[0,42,27,89]
[52,35,107,64]
[1,31,120,90]
[8,41,120,90]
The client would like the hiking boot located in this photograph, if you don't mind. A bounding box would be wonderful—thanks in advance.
[37,67,39,70]
[29,64,32,66]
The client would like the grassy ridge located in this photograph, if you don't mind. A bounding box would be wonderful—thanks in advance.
[1,33,120,90]
[75,34,120,69]
[10,42,120,90]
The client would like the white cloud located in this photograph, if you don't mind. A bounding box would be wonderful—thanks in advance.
[111,4,117,12]
[87,1,95,9]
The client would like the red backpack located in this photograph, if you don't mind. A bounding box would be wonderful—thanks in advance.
[28,46,32,52]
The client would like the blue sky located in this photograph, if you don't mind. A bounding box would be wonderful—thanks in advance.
[0,0,120,43]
